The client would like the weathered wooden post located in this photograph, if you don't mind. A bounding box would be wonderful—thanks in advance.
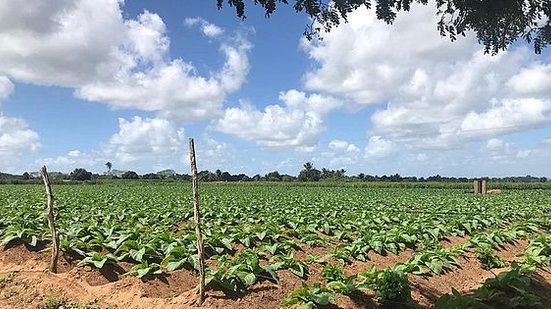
[40,166,60,273]
[474,179,488,194]
[189,138,206,305]
[481,179,487,194]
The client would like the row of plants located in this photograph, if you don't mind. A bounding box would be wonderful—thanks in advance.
[280,221,547,308]
[1,184,551,298]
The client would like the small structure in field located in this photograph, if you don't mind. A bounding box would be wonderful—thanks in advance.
[474,179,487,194]
[474,180,502,194]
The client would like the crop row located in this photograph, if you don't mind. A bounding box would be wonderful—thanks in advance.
[1,183,551,301]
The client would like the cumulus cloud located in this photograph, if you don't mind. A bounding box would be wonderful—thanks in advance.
[105,116,184,163]
[0,76,41,170]
[321,140,361,167]
[215,90,342,151]
[365,136,397,159]
[0,115,41,168]
[0,76,14,101]
[302,3,551,150]
[185,17,224,38]
[0,0,250,122]
[507,64,551,95]
[41,150,103,172]
[460,98,551,136]
[328,140,360,154]
[41,116,186,173]
[485,138,533,161]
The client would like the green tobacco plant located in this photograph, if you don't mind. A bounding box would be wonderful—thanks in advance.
[373,269,411,307]
[475,245,506,270]
[1,225,40,247]
[128,261,163,278]
[321,264,344,282]
[433,288,488,309]
[270,253,308,278]
[282,282,334,309]
[435,263,540,308]
[523,234,551,269]
[160,244,193,272]
[206,249,278,292]
[78,252,119,269]
[395,247,462,275]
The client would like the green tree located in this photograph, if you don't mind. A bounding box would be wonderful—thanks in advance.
[121,171,139,179]
[70,168,92,181]
[105,162,112,174]
[265,171,282,181]
[142,173,161,179]
[216,0,550,54]
[298,162,321,181]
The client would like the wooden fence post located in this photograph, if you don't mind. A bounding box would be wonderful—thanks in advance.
[189,138,206,305]
[40,166,59,273]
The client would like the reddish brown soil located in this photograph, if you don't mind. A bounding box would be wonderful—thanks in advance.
[409,240,530,308]
[346,250,414,276]
[1,237,550,309]
[496,239,528,262]
[530,269,551,305]
[440,235,470,248]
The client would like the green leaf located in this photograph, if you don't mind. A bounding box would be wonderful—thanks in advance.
[289,265,305,278]
[221,238,233,250]
[29,235,38,247]
[256,231,267,241]
[428,260,443,274]
[93,258,107,269]
[189,255,200,271]
[165,260,186,272]
[136,267,151,278]
[242,272,256,285]
[311,292,330,305]
[326,281,349,293]
[1,235,18,246]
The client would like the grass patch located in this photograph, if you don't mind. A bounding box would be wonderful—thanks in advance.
[41,296,101,309]
[0,273,16,286]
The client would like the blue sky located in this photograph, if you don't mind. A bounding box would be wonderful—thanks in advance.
[0,0,550,177]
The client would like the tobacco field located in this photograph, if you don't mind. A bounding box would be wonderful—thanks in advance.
[1,183,551,308]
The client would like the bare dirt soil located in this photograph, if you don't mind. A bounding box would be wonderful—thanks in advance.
[0,238,549,309]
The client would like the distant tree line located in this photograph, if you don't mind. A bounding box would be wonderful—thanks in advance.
[0,162,548,183]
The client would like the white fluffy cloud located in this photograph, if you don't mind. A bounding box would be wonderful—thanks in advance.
[365,136,397,159]
[506,64,551,95]
[303,4,551,150]
[322,140,361,167]
[105,116,184,164]
[0,76,14,101]
[0,0,250,122]
[328,140,360,154]
[0,76,41,170]
[185,17,224,38]
[41,116,185,173]
[0,115,41,168]
[215,90,342,151]
[461,98,551,136]
[485,138,533,161]
[41,150,102,172]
